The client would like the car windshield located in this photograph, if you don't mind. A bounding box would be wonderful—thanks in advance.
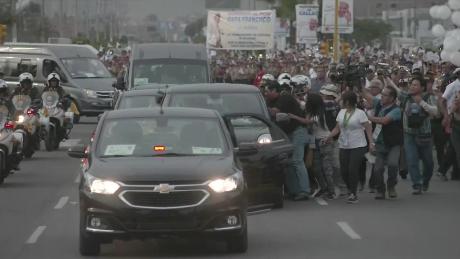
[118,95,161,110]
[132,59,208,86]
[169,93,267,118]
[97,117,227,157]
[61,58,112,78]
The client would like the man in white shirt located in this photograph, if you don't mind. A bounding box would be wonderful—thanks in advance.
[442,68,460,175]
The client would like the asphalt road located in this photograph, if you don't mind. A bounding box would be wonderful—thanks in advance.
[1,117,460,259]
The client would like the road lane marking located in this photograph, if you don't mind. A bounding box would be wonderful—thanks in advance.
[54,196,69,210]
[337,222,362,240]
[315,197,328,206]
[74,174,80,184]
[60,139,81,148]
[26,226,47,244]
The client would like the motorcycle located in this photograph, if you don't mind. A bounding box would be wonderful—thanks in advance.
[11,94,40,158]
[0,100,23,184]
[39,91,74,151]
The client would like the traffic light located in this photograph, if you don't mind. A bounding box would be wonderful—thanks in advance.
[341,42,351,57]
[0,24,7,45]
[320,41,329,56]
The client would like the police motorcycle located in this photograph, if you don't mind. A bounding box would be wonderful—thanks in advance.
[11,74,41,159]
[0,81,24,183]
[39,73,74,151]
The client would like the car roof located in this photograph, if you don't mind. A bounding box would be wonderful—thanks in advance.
[132,43,207,60]
[166,83,260,93]
[104,107,220,120]
[1,43,98,58]
[121,89,164,97]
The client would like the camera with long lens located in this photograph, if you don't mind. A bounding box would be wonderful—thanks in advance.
[331,64,368,89]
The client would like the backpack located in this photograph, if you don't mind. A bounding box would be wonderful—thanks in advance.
[403,94,430,129]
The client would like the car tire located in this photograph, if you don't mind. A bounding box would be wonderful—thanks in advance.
[226,223,248,253]
[273,185,284,209]
[79,212,101,256]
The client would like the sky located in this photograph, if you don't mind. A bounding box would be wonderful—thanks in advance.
[125,0,207,20]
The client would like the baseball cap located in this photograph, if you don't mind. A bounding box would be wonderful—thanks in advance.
[319,84,339,98]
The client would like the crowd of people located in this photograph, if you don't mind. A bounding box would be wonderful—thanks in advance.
[210,46,460,203]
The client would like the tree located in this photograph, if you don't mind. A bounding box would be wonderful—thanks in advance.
[352,19,393,47]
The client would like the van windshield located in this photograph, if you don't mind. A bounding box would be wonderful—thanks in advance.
[61,58,112,79]
[132,59,208,86]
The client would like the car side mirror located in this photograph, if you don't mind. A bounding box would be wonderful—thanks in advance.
[68,144,87,159]
[275,113,290,122]
[236,143,258,156]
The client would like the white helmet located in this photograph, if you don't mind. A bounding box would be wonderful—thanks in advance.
[19,72,34,83]
[0,79,8,89]
[47,72,61,82]
[261,74,275,81]
[291,75,311,89]
[277,73,291,82]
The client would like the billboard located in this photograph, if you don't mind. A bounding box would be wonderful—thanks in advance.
[321,0,354,34]
[206,10,276,50]
[295,4,319,45]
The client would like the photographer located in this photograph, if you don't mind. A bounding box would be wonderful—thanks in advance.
[363,86,402,199]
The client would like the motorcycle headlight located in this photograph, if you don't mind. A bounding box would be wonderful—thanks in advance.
[84,89,98,99]
[85,174,120,195]
[17,115,25,124]
[208,171,243,193]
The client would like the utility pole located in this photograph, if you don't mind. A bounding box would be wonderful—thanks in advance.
[11,0,17,42]
[59,0,64,37]
[41,0,45,42]
[333,0,340,62]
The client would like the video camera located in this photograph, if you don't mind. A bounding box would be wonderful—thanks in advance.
[330,63,368,89]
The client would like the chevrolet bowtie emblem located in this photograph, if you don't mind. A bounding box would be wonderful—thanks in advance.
[155,184,174,194]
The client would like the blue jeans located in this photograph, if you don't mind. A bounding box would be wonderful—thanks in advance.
[286,127,312,195]
[404,133,434,188]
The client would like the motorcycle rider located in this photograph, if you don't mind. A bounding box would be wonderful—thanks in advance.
[0,80,12,115]
[11,73,40,102]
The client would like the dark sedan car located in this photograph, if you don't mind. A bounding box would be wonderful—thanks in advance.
[112,89,163,110]
[162,84,293,209]
[68,108,276,255]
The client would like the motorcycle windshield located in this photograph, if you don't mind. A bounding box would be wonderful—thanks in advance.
[42,91,60,108]
[12,95,32,111]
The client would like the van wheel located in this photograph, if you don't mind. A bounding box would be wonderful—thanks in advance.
[226,223,248,253]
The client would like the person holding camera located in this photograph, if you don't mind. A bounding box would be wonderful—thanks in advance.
[389,77,439,194]
[363,86,402,199]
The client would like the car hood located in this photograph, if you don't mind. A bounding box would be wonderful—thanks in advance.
[89,155,236,183]
[72,78,116,91]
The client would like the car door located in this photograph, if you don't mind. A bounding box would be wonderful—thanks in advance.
[223,113,293,210]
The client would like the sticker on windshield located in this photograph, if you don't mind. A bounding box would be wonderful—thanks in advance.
[134,78,149,85]
[192,147,222,155]
[104,145,136,156]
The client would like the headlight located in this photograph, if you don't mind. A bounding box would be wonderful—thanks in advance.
[17,115,25,124]
[257,134,272,144]
[85,174,120,194]
[208,172,243,193]
[84,89,98,99]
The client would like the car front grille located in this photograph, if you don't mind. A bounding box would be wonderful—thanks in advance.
[117,215,198,231]
[96,91,114,99]
[120,190,208,209]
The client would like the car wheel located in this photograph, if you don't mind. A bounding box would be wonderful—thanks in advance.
[226,223,248,253]
[79,213,101,256]
[273,185,284,209]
